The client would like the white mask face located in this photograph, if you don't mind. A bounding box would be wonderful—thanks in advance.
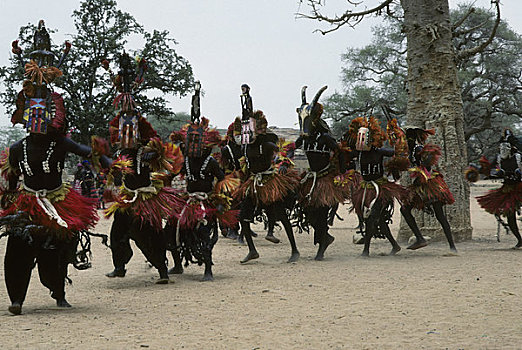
[356,127,371,151]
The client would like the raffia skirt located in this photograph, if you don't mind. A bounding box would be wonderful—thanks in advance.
[0,183,98,239]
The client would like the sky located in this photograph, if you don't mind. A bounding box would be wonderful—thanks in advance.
[1,0,520,129]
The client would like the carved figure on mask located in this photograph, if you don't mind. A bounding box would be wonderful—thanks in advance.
[102,52,184,284]
[0,22,109,315]
[293,86,351,260]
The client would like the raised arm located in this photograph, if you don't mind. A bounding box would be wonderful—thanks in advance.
[378,147,395,158]
[63,137,112,169]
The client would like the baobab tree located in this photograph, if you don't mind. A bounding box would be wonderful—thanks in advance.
[299,0,501,241]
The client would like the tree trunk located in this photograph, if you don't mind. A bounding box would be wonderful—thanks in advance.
[397,0,472,242]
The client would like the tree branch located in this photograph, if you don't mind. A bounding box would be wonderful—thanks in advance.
[452,6,475,32]
[297,0,395,35]
[457,0,501,61]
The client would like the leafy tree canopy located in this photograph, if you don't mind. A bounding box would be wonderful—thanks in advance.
[323,4,521,162]
[0,0,194,145]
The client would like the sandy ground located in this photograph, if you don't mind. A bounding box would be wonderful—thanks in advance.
[0,181,521,350]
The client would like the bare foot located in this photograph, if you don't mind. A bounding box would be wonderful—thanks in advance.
[406,240,428,250]
[240,251,259,264]
[156,277,170,285]
[443,247,459,256]
[390,245,401,256]
[361,250,370,258]
[201,273,214,282]
[314,235,335,261]
[56,299,72,307]
[265,234,280,244]
[287,251,300,263]
[8,302,22,315]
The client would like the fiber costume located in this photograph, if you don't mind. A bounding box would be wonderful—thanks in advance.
[235,84,300,263]
[102,52,184,284]
[221,118,276,243]
[0,21,106,315]
[471,129,522,248]
[293,86,350,260]
[345,116,405,256]
[218,121,243,241]
[401,127,457,252]
[167,82,238,281]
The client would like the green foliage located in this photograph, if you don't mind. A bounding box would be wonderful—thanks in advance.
[453,5,522,161]
[0,0,194,145]
[0,125,26,150]
[147,112,190,141]
[324,5,522,161]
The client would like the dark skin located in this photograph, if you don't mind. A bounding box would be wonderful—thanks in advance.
[9,133,97,191]
[221,140,242,172]
[353,147,401,257]
[489,152,522,248]
[220,140,264,241]
[6,131,107,311]
[115,147,158,189]
[106,145,171,283]
[295,131,345,260]
[401,138,456,252]
[170,151,224,281]
[240,133,300,263]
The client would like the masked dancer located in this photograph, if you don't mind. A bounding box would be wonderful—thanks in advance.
[102,52,184,284]
[469,129,522,249]
[293,86,351,260]
[235,85,300,263]
[345,117,406,257]
[166,82,238,281]
[401,127,456,252]
[0,21,108,314]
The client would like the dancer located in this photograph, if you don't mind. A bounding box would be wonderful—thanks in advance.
[102,52,184,284]
[0,21,107,315]
[471,129,522,249]
[293,86,349,260]
[236,84,300,263]
[401,127,457,252]
[219,121,243,241]
[223,118,281,244]
[167,82,238,280]
[345,117,405,257]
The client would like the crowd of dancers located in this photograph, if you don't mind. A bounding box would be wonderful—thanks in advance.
[1,21,520,315]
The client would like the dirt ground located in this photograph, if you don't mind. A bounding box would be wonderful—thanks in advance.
[0,181,521,349]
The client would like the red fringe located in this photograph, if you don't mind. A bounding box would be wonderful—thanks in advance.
[235,170,300,205]
[299,171,349,207]
[168,117,221,148]
[478,156,492,177]
[0,148,11,180]
[106,187,184,231]
[385,156,410,174]
[173,196,239,229]
[420,144,442,167]
[405,172,455,209]
[0,188,98,237]
[351,179,407,218]
[91,136,109,156]
[476,183,522,216]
